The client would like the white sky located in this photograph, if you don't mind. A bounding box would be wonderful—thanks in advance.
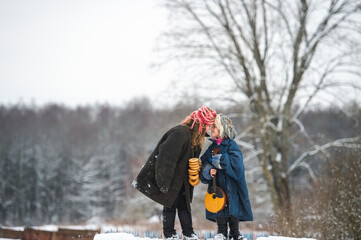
[0,0,174,107]
[1,1,359,110]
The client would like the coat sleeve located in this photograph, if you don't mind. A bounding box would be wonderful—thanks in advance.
[219,141,244,181]
[200,146,213,184]
[155,129,186,193]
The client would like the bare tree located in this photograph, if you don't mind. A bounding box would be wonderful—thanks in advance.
[160,0,361,216]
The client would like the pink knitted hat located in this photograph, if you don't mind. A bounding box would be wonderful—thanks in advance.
[182,105,217,133]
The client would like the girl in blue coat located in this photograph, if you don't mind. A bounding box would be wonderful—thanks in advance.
[200,114,253,240]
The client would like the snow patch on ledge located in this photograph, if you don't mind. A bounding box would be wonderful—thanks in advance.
[31,225,58,232]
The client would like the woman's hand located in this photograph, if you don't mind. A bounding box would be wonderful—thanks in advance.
[210,168,217,178]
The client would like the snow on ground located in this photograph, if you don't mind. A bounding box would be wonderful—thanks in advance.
[93,233,316,240]
[94,233,161,240]
[257,237,316,240]
[58,224,100,230]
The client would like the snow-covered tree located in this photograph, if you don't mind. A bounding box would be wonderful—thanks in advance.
[159,0,361,217]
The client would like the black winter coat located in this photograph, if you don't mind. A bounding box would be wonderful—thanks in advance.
[132,125,201,211]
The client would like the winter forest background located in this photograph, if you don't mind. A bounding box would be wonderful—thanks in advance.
[1,100,360,236]
[1,0,361,239]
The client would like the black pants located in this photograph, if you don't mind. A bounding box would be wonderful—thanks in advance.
[163,186,194,238]
[216,216,240,239]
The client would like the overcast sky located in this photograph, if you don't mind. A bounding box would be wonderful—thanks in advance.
[0,0,175,107]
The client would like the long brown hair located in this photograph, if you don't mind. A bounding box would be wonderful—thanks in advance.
[182,118,207,148]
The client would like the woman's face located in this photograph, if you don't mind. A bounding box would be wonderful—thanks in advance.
[210,124,220,139]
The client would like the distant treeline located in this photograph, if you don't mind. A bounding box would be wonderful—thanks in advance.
[0,99,359,226]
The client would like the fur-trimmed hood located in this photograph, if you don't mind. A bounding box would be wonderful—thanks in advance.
[214,114,237,139]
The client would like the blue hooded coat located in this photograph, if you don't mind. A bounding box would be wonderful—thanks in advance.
[200,138,253,222]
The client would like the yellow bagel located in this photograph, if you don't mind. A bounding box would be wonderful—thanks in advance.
[189,166,198,169]
[188,165,198,169]
[189,163,200,168]
[189,177,200,186]
[188,158,199,163]
[189,177,198,182]
[189,167,200,172]
[189,167,198,171]
[189,161,199,165]
[188,169,199,174]
[189,174,199,181]
[188,160,199,164]
[189,167,200,171]
[188,171,198,176]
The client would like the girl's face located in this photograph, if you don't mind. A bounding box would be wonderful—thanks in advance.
[210,124,220,139]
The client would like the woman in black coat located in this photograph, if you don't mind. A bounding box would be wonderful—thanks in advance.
[132,106,217,240]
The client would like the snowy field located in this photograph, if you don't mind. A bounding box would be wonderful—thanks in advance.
[94,233,316,240]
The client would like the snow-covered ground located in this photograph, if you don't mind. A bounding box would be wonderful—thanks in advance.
[257,237,316,240]
[94,233,158,240]
[93,233,316,240]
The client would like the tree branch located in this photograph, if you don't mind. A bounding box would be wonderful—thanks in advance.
[287,136,361,175]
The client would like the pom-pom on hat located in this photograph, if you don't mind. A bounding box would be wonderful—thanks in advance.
[182,105,217,133]
[214,114,238,139]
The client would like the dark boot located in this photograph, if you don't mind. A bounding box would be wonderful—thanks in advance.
[163,211,177,238]
[178,210,194,237]
[216,217,228,238]
[228,216,240,240]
